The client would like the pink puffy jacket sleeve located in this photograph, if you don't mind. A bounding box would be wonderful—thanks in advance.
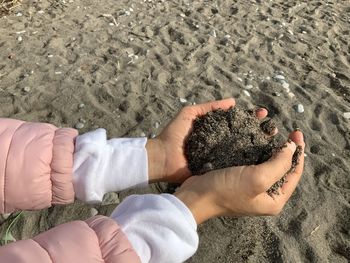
[0,118,141,263]
[0,215,140,263]
[0,118,77,213]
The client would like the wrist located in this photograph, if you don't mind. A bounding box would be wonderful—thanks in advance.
[146,138,167,183]
[174,181,220,224]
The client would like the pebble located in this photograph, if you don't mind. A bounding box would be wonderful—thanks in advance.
[245,84,253,90]
[89,208,99,216]
[23,86,31,92]
[125,48,134,56]
[145,26,153,38]
[296,104,304,113]
[274,75,285,81]
[282,81,289,89]
[202,162,213,171]
[140,132,146,137]
[331,153,336,157]
[243,90,251,97]
[75,122,84,129]
[288,92,295,98]
[17,36,23,42]
[179,97,187,103]
[155,122,160,129]
[0,213,11,220]
[282,81,290,90]
[102,192,120,205]
[237,77,243,82]
[157,72,167,84]
[78,103,85,109]
[343,112,350,119]
[38,10,45,14]
[79,118,86,124]
[273,92,281,97]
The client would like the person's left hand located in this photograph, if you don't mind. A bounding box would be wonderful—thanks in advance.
[146,98,271,183]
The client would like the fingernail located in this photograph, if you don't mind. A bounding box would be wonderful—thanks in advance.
[295,129,304,143]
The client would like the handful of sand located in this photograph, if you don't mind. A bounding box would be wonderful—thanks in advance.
[185,107,302,195]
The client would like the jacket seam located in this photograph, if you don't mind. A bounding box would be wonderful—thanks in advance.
[31,239,55,262]
[3,122,25,212]
[83,220,106,263]
[49,129,57,205]
[85,218,141,262]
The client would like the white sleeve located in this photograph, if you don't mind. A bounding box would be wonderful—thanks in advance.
[111,194,199,263]
[72,129,148,203]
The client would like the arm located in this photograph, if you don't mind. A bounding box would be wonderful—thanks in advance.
[111,130,304,263]
[0,215,141,263]
[0,100,304,263]
[0,99,236,212]
[0,118,77,214]
[72,98,237,203]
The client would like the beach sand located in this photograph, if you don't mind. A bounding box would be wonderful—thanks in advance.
[0,0,349,262]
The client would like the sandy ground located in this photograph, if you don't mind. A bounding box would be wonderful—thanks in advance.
[0,0,350,262]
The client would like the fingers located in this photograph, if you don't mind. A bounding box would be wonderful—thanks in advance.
[258,130,305,215]
[279,130,305,201]
[248,140,297,193]
[190,98,235,116]
[255,108,268,119]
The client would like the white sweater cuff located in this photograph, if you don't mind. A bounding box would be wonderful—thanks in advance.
[111,194,199,263]
[72,129,148,203]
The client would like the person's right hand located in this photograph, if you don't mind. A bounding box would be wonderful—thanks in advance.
[175,130,305,224]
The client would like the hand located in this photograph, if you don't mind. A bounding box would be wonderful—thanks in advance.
[146,99,236,183]
[175,130,305,224]
[146,98,272,183]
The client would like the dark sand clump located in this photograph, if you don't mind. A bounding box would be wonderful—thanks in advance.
[185,107,302,195]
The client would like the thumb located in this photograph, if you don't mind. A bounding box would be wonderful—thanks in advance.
[248,140,296,193]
